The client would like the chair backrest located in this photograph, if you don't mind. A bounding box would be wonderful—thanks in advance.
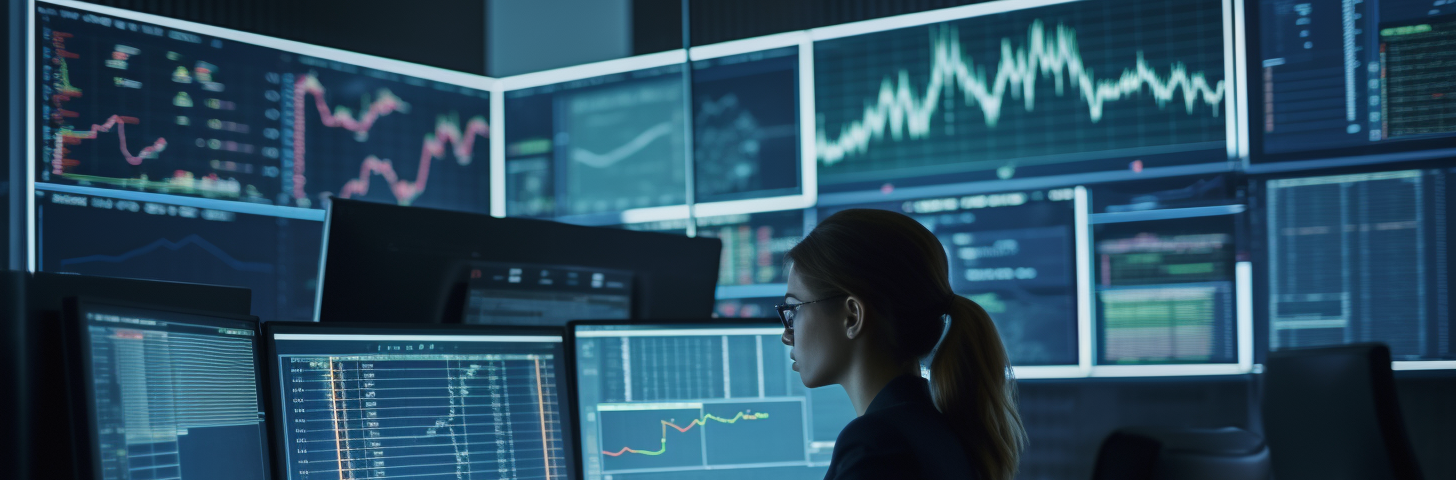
[1091,426,1270,480]
[1263,343,1423,480]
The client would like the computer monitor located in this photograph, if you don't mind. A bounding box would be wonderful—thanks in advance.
[567,319,857,480]
[461,262,633,325]
[316,198,721,324]
[502,55,688,221]
[263,322,573,479]
[1248,0,1456,164]
[62,298,270,480]
[1260,167,1455,361]
[1093,215,1239,365]
[18,273,253,476]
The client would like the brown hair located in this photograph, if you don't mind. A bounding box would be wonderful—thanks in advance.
[786,208,1025,480]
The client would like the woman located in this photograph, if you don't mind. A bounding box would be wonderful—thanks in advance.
[779,209,1025,480]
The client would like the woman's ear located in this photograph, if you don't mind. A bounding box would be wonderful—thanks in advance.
[843,296,865,340]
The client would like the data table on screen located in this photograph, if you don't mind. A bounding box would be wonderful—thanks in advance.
[1094,215,1239,365]
[271,332,570,480]
[812,0,1232,192]
[76,303,270,480]
[1264,169,1454,361]
[1251,0,1456,162]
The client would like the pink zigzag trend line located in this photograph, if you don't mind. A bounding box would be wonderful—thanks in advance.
[53,115,168,174]
[290,73,411,199]
[337,116,489,205]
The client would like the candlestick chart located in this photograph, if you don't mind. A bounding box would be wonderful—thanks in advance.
[812,0,1230,189]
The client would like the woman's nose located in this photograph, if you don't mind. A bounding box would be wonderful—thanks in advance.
[781,328,793,346]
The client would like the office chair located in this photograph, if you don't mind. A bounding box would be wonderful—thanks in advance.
[1091,426,1270,480]
[1263,343,1424,480]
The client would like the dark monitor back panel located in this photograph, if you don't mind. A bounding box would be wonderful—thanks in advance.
[262,322,575,480]
[63,299,269,480]
[317,198,721,324]
[18,273,253,478]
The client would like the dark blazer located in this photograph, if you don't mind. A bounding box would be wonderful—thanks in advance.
[823,375,979,480]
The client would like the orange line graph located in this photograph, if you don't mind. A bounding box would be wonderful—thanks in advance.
[600,411,769,457]
[535,358,551,479]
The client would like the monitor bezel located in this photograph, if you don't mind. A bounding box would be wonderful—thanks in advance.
[562,318,782,480]
[260,321,575,480]
[1240,0,1456,169]
[61,296,268,480]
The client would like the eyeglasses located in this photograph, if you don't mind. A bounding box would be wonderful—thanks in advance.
[774,295,848,332]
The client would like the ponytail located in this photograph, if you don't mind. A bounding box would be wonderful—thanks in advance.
[932,296,1025,480]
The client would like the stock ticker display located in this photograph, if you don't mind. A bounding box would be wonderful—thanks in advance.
[812,0,1230,192]
[272,331,570,480]
[821,188,1081,366]
[78,303,270,480]
[39,190,322,322]
[1094,216,1238,365]
[1264,169,1455,361]
[1254,0,1456,159]
[573,323,854,480]
[504,65,689,218]
[692,46,801,203]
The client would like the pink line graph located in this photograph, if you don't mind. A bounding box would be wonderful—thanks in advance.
[337,116,489,205]
[53,115,169,175]
[290,73,411,199]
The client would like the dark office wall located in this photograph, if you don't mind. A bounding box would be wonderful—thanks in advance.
[75,0,487,74]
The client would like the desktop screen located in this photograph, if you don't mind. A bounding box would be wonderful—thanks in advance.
[1094,215,1239,365]
[571,322,855,480]
[268,326,570,479]
[72,301,269,480]
[462,262,633,326]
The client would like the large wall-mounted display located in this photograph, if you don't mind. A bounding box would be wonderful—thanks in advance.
[22,0,1456,375]
[811,0,1233,193]
[30,0,493,321]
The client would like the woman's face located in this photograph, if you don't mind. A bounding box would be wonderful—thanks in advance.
[782,268,852,388]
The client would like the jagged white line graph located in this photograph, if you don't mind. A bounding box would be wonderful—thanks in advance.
[816,21,1227,165]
